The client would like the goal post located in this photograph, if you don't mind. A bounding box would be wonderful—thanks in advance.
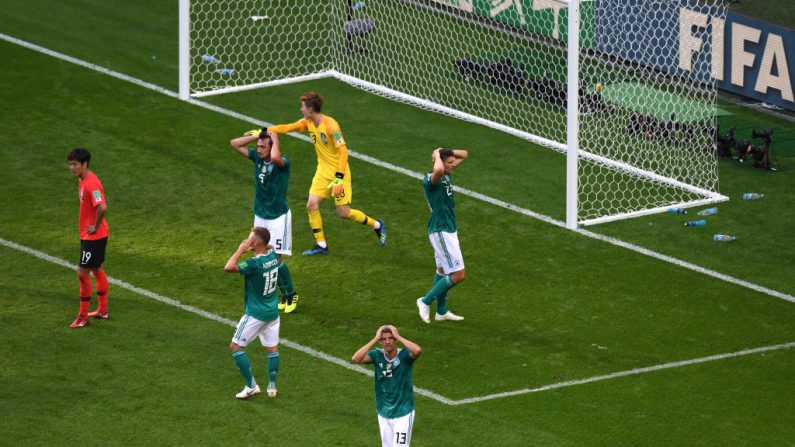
[179,0,729,227]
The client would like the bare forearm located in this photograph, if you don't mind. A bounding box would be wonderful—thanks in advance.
[94,205,106,228]
[396,335,422,358]
[223,248,246,272]
[352,337,379,363]
[230,135,257,155]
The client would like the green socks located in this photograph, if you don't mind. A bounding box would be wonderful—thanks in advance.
[268,351,280,384]
[232,350,255,388]
[435,272,450,314]
[422,273,454,306]
[277,262,296,297]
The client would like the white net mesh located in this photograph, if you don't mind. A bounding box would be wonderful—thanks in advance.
[187,0,728,225]
[190,0,334,94]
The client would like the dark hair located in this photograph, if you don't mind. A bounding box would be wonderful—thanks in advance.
[380,327,393,337]
[258,133,273,146]
[300,91,323,113]
[438,148,454,160]
[250,227,271,245]
[67,147,91,165]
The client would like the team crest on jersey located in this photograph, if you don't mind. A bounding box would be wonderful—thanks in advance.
[320,132,327,143]
[333,131,345,146]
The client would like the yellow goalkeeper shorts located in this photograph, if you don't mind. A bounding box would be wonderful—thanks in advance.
[309,172,352,205]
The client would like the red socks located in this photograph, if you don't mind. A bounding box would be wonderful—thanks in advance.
[94,270,109,313]
[78,270,110,315]
[78,273,92,316]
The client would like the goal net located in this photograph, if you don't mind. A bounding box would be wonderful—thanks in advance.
[182,0,728,226]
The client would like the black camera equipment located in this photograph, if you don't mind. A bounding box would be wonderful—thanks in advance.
[748,127,778,170]
[715,125,736,157]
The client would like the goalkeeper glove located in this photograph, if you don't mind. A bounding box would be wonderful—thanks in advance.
[244,128,267,138]
[328,172,345,198]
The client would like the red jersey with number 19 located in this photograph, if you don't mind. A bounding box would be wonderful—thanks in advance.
[78,171,109,240]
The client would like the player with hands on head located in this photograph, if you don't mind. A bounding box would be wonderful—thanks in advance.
[417,148,468,324]
[230,129,301,313]
[267,91,386,255]
[353,325,422,447]
[224,227,283,399]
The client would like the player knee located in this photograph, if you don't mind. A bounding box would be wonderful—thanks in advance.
[452,270,466,284]
[336,207,350,218]
[230,343,243,352]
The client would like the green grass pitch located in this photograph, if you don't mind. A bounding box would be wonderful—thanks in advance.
[1,1,794,445]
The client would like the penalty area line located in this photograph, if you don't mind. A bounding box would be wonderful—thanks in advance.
[452,341,795,405]
[1,236,792,407]
[1,32,792,305]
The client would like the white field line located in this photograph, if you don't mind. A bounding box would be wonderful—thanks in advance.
[0,237,453,405]
[2,237,792,407]
[2,34,794,403]
[453,341,795,405]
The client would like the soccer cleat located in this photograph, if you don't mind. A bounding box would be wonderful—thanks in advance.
[302,245,329,256]
[69,314,89,328]
[375,219,387,247]
[284,295,299,314]
[235,384,261,399]
[266,382,278,398]
[278,297,287,311]
[87,310,110,320]
[416,298,430,324]
[435,311,464,321]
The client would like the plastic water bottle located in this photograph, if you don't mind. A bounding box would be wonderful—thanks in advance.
[216,68,234,76]
[697,207,718,216]
[713,234,736,242]
[202,54,220,64]
[743,193,764,200]
[667,207,687,214]
[352,1,365,10]
[684,220,706,227]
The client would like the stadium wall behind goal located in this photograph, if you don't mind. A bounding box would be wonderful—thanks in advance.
[433,0,795,112]
[595,0,794,112]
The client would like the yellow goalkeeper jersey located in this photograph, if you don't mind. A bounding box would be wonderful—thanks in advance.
[270,115,350,178]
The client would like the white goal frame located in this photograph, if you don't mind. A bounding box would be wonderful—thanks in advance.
[178,0,728,229]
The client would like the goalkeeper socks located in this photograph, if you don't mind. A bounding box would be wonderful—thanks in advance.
[277,262,296,297]
[422,274,454,306]
[308,210,326,246]
[94,269,109,313]
[347,208,378,229]
[268,351,280,383]
[232,350,256,388]
[434,272,450,314]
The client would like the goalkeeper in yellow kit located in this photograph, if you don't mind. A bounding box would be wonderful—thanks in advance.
[265,92,386,255]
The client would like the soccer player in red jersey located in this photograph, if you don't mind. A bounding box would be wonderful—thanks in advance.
[67,148,110,328]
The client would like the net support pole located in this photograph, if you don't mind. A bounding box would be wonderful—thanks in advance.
[178,0,190,100]
[565,0,580,230]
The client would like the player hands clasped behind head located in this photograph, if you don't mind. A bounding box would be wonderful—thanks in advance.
[223,227,282,399]
[230,129,300,313]
[67,148,110,328]
[266,91,386,256]
[417,148,468,324]
[352,325,422,447]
